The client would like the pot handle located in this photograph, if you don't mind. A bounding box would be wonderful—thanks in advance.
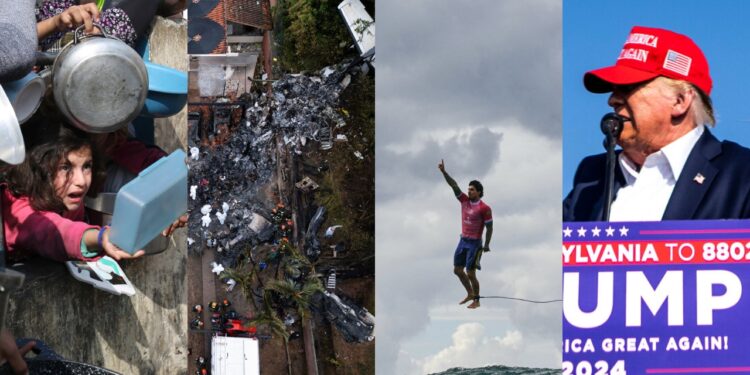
[73,22,118,44]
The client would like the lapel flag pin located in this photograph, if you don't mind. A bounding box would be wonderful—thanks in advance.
[693,173,705,184]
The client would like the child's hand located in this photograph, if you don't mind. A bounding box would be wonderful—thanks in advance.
[162,214,188,237]
[54,4,100,34]
[101,227,145,260]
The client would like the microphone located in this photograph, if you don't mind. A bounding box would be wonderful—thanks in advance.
[600,112,629,138]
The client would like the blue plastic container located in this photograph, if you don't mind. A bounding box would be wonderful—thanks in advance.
[109,149,187,253]
[140,61,188,118]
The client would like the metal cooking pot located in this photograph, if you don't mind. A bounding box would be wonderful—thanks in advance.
[53,25,148,133]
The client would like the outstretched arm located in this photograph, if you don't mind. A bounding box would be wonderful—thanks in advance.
[483,222,493,252]
[438,159,461,197]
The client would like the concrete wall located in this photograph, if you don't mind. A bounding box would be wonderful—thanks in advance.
[151,16,189,151]
[5,16,188,374]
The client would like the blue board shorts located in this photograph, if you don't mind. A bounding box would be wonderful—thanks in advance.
[454,236,482,270]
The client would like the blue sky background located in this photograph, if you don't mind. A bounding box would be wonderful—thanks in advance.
[564,0,750,195]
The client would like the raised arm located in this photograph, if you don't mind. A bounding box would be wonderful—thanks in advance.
[438,159,461,197]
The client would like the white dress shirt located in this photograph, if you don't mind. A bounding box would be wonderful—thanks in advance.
[609,125,704,221]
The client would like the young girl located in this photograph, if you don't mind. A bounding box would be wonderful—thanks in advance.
[2,126,144,262]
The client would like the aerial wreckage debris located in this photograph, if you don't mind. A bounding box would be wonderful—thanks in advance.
[189,59,375,344]
[188,60,364,267]
[304,206,326,261]
[244,64,352,155]
[313,291,375,343]
[295,176,319,192]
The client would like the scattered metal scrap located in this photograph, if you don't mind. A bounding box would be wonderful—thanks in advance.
[295,176,319,192]
[188,59,375,343]
[314,291,374,343]
[304,206,326,262]
[188,59,368,267]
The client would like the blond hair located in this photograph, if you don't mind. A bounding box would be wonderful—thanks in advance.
[655,76,715,127]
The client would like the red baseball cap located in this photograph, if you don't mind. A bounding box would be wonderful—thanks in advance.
[584,26,712,95]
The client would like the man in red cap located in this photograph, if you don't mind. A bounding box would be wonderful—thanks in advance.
[564,26,750,221]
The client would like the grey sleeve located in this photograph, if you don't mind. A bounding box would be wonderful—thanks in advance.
[0,0,37,83]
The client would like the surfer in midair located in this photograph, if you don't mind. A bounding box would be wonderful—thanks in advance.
[439,159,493,309]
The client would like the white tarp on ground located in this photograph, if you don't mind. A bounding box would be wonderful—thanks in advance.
[211,336,260,375]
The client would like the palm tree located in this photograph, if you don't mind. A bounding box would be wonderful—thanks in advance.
[266,275,325,375]
[266,277,323,318]
[221,260,262,310]
[251,304,292,375]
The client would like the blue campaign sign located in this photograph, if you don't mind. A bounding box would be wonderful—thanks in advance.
[563,220,750,374]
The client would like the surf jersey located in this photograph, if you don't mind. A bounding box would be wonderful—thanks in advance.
[457,192,492,240]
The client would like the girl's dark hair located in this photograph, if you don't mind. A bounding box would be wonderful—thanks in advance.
[5,126,95,213]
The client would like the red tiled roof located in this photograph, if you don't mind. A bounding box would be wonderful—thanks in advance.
[224,0,272,30]
[206,0,228,54]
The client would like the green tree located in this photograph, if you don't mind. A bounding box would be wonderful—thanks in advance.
[251,305,292,375]
[275,0,354,71]
[220,256,262,310]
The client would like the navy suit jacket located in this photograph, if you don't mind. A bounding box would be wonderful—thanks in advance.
[563,129,750,221]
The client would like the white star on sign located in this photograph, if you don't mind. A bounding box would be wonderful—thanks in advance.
[619,226,629,236]
[577,226,587,237]
[591,226,601,237]
[563,226,572,237]
[605,226,615,237]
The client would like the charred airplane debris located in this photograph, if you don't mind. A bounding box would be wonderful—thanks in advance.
[295,176,319,192]
[313,291,375,343]
[188,59,375,344]
[304,206,326,261]
[188,61,364,265]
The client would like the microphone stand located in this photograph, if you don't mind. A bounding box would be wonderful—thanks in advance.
[600,113,624,221]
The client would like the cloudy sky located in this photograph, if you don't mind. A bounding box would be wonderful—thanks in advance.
[376,1,562,374]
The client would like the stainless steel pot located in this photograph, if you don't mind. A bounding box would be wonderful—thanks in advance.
[53,25,148,133]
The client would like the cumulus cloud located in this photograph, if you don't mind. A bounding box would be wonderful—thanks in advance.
[376,125,561,374]
[377,126,503,202]
[377,0,562,147]
[394,323,561,375]
[421,323,523,373]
